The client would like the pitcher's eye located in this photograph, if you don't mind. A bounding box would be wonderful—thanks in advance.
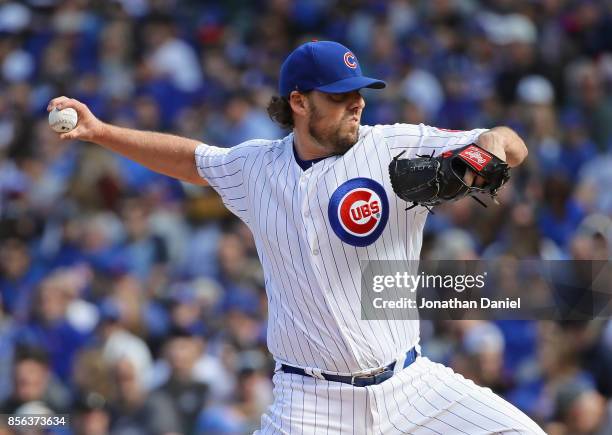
[328,93,348,103]
[327,91,362,103]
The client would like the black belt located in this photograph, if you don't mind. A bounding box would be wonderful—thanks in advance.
[280,347,418,387]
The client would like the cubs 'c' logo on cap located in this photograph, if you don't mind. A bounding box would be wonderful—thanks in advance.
[343,51,357,69]
[328,178,389,247]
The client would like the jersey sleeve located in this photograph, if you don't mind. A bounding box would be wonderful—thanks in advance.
[380,123,489,158]
[194,143,250,219]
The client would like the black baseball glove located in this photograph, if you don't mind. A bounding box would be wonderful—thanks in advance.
[388,143,510,211]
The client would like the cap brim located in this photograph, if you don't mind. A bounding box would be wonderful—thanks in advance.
[315,76,386,94]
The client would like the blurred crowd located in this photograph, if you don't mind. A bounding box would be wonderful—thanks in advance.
[0,0,611,434]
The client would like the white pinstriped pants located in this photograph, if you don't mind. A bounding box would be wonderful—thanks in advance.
[255,357,545,435]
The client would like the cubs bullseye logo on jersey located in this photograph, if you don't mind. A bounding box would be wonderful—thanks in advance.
[328,178,389,247]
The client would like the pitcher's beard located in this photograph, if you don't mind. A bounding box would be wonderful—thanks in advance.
[308,112,360,156]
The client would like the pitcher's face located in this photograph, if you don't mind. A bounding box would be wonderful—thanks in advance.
[306,90,365,155]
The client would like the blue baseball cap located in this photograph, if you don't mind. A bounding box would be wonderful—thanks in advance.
[279,41,386,97]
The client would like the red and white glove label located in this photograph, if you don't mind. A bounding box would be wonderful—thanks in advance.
[458,145,492,171]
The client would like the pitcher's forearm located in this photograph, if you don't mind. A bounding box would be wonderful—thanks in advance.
[47,96,208,185]
[477,127,528,167]
[94,123,205,184]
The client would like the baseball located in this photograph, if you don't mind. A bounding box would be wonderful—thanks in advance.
[48,107,78,133]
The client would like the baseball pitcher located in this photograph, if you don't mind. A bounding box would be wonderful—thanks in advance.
[48,41,545,434]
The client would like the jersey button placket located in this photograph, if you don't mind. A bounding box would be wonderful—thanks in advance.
[300,174,313,220]
[300,171,324,276]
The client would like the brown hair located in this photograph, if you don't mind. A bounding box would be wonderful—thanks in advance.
[266,96,294,129]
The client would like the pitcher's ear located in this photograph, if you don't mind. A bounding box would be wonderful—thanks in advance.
[289,91,309,116]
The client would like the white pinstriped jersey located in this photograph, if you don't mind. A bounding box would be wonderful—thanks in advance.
[195,123,487,375]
